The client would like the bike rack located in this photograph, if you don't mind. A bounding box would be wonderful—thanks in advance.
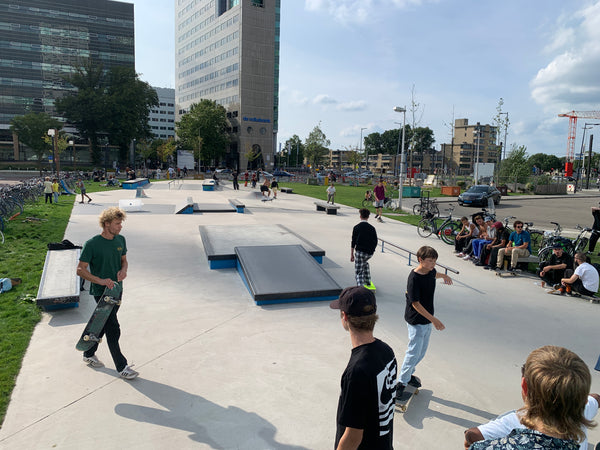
[378,238,460,275]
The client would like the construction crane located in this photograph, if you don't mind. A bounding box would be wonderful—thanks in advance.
[558,110,600,176]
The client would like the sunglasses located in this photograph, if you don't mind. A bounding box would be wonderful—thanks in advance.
[515,225,523,229]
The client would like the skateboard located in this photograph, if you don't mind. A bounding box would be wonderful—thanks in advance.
[76,283,122,352]
[495,269,521,277]
[395,376,420,413]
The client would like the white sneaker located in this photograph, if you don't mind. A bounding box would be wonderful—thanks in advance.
[462,255,471,260]
[119,364,139,380]
[83,355,104,368]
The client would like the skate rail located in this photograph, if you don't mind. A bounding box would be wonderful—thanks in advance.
[379,238,459,275]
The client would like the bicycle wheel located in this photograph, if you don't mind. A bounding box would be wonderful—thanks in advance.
[417,218,434,238]
[412,204,422,215]
[529,231,544,255]
[440,222,460,245]
[538,247,553,264]
[361,199,370,208]
[574,237,589,254]
[430,203,440,217]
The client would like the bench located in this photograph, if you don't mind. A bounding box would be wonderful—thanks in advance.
[228,198,245,213]
[516,255,539,264]
[280,187,293,194]
[314,201,340,215]
[121,178,149,190]
[36,248,81,310]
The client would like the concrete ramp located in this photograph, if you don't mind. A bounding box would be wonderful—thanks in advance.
[36,249,80,309]
[235,245,341,305]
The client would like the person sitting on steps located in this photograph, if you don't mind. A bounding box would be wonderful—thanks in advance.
[553,252,599,297]
[536,243,573,288]
[493,220,531,272]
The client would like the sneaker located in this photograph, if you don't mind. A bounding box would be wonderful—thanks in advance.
[462,255,471,260]
[377,217,383,222]
[83,355,104,368]
[553,284,561,290]
[119,364,139,380]
[87,198,92,203]
[483,265,493,270]
[506,267,514,272]
[408,375,421,388]
[456,253,465,258]
[475,261,485,267]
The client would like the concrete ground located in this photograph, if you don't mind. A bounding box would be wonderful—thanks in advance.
[0,179,598,449]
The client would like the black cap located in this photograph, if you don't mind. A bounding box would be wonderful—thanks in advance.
[330,286,377,316]
[552,242,563,249]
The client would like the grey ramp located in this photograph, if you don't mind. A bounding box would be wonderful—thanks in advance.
[199,224,325,261]
[235,245,341,302]
[193,202,235,213]
[36,249,80,306]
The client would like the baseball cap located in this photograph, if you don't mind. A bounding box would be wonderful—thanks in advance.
[330,286,377,316]
[552,242,563,249]
[484,216,493,222]
[493,221,503,229]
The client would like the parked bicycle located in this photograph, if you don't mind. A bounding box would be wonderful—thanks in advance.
[416,205,459,244]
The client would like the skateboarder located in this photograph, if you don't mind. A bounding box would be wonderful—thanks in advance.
[351,208,378,290]
[330,286,397,450]
[468,346,595,449]
[396,246,452,399]
[76,207,138,379]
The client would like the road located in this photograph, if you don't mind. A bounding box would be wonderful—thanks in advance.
[406,192,600,236]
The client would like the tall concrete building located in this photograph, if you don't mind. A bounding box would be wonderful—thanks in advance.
[441,119,501,177]
[149,87,176,140]
[175,0,280,170]
[0,0,134,162]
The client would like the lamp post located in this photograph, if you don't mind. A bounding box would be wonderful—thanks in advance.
[499,112,509,160]
[47,128,58,174]
[360,127,367,172]
[576,123,600,191]
[69,140,74,170]
[394,122,403,177]
[473,123,481,184]
[394,106,406,211]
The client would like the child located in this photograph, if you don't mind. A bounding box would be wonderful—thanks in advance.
[396,245,452,398]
[326,183,336,204]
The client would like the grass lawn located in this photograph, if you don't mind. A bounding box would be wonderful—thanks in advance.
[0,180,119,426]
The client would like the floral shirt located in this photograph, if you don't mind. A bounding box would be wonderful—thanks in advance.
[469,428,579,450]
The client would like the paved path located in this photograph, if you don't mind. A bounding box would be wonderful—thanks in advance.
[0,180,598,449]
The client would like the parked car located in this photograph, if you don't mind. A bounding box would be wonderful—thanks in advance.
[457,185,502,207]
[272,170,293,177]
[344,171,359,177]
[261,171,273,178]
[360,170,374,177]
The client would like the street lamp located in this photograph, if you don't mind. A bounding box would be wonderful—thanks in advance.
[47,128,58,174]
[473,123,481,184]
[69,140,74,170]
[394,122,403,177]
[394,106,406,211]
[576,123,600,191]
[360,127,367,171]
[499,112,509,160]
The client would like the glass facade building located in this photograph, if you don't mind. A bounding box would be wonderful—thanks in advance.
[175,0,280,170]
[0,0,134,162]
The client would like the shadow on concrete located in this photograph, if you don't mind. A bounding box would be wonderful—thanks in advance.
[115,377,308,449]
[399,389,497,430]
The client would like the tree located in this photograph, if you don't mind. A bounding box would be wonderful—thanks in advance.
[176,99,229,168]
[10,112,62,172]
[527,153,562,173]
[283,135,305,167]
[492,98,510,158]
[304,122,330,171]
[412,127,435,154]
[499,144,530,184]
[345,148,363,170]
[55,62,108,164]
[156,138,177,164]
[364,132,384,155]
[105,66,158,162]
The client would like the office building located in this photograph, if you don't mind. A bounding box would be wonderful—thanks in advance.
[0,0,134,162]
[149,87,176,140]
[175,0,280,170]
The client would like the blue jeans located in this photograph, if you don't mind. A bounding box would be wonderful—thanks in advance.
[399,323,432,385]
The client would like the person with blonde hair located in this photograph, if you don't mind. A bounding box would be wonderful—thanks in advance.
[76,207,138,380]
[468,346,596,449]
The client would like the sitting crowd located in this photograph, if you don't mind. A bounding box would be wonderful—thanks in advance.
[454,214,599,297]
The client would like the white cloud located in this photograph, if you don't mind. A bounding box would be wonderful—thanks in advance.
[304,0,430,25]
[337,100,368,111]
[531,1,600,111]
[313,94,338,105]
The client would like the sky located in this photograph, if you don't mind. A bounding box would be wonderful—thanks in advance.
[130,0,600,158]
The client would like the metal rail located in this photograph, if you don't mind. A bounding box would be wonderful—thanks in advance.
[379,238,460,275]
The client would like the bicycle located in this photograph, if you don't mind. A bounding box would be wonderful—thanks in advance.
[416,205,459,244]
[413,198,440,217]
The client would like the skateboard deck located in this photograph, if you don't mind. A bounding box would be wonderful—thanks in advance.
[76,283,122,352]
[395,377,420,413]
[495,269,521,277]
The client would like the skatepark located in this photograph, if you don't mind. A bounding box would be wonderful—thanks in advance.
[0,179,598,449]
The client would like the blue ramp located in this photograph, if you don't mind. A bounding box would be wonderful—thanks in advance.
[60,179,76,195]
[235,245,341,305]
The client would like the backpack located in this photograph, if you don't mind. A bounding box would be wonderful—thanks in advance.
[47,239,82,250]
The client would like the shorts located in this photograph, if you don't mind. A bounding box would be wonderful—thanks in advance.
[260,185,269,192]
[374,200,384,208]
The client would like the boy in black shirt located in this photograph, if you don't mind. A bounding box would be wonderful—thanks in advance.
[397,246,452,398]
[331,286,397,450]
[536,243,573,287]
[351,209,378,290]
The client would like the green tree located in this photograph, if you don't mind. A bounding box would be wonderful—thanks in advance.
[156,138,177,163]
[345,149,363,170]
[304,122,330,170]
[105,66,158,162]
[364,132,384,155]
[283,135,305,167]
[10,112,62,172]
[527,153,562,173]
[176,99,229,167]
[55,62,108,164]
[412,127,435,154]
[499,144,530,184]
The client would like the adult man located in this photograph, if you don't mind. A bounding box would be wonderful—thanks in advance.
[494,220,531,272]
[468,346,595,450]
[555,252,599,296]
[480,222,509,269]
[76,207,138,380]
[330,286,397,450]
[351,208,378,290]
[232,170,239,190]
[536,243,573,288]
[373,179,386,222]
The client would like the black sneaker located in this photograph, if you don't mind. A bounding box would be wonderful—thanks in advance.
[408,375,421,388]
[483,265,493,270]
[506,267,514,272]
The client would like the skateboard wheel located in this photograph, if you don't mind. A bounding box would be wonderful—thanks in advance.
[104,296,110,302]
[414,389,419,395]
[83,335,90,341]
[399,405,407,412]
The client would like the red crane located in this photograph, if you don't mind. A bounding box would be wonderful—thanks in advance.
[558,110,600,176]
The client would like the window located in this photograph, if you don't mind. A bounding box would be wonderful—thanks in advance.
[251,0,264,6]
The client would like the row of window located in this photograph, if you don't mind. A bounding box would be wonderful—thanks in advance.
[178,0,215,30]
[179,63,238,91]
[3,3,133,29]
[0,22,133,46]
[159,102,175,107]
[178,14,239,54]
[178,89,239,108]
[177,0,214,19]
[151,126,175,131]
[1,41,134,63]
[1,58,81,75]
[178,31,238,67]
[150,118,175,123]
[179,46,238,79]
[0,95,54,106]
[150,110,175,115]
[0,76,75,91]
